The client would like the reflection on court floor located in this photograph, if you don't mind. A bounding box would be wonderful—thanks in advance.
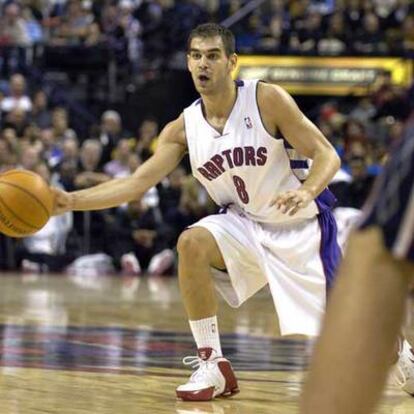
[0,324,309,372]
[0,274,412,414]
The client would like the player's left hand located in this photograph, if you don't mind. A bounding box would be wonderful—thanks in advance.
[272,189,314,216]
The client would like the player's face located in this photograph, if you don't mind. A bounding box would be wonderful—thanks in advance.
[187,36,237,95]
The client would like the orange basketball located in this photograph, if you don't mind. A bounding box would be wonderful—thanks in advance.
[0,169,54,238]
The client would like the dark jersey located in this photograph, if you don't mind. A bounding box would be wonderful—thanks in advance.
[359,134,414,262]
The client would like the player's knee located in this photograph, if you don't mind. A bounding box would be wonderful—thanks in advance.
[177,228,210,262]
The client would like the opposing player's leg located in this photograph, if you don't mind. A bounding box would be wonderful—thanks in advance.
[300,228,413,414]
[176,226,239,401]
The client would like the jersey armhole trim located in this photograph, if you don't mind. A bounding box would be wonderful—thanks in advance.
[256,80,283,141]
[182,110,193,165]
[182,110,189,149]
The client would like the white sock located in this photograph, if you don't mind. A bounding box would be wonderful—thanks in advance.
[189,316,222,357]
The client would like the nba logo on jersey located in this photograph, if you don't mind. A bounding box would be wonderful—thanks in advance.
[244,117,253,129]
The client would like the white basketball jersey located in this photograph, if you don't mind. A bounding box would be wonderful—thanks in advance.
[183,79,335,224]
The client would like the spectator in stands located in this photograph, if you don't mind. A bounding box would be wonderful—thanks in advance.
[354,12,388,55]
[84,14,103,46]
[1,127,19,154]
[348,98,377,143]
[342,119,370,159]
[127,151,140,173]
[50,0,97,45]
[109,198,175,276]
[258,15,288,53]
[54,158,79,192]
[386,0,413,31]
[1,73,32,114]
[180,175,216,222]
[158,166,195,240]
[50,136,78,188]
[166,0,209,52]
[386,119,405,145]
[22,5,43,45]
[39,128,62,168]
[236,13,265,53]
[289,0,309,30]
[22,0,46,22]
[99,1,140,70]
[30,90,52,129]
[18,144,40,170]
[22,122,41,148]
[3,107,30,137]
[98,110,129,165]
[375,85,411,121]
[318,12,349,55]
[370,71,394,110]
[118,0,142,72]
[158,166,185,215]
[71,138,111,254]
[100,3,122,38]
[75,139,110,189]
[0,3,31,76]
[345,154,376,209]
[135,0,168,66]
[51,107,77,142]
[295,10,323,54]
[103,138,132,178]
[310,0,335,14]
[400,14,414,54]
[349,97,377,124]
[18,161,74,273]
[60,135,80,166]
[0,138,16,172]
[343,0,364,32]
[135,116,159,161]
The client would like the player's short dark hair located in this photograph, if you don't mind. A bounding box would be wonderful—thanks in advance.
[187,23,236,57]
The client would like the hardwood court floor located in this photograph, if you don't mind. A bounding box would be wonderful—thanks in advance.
[0,273,413,414]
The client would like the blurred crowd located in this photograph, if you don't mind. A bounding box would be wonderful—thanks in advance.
[0,0,413,274]
[0,70,412,275]
[234,0,414,55]
[317,71,413,209]
[0,74,216,273]
[0,0,414,76]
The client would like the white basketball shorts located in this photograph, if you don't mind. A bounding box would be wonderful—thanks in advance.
[189,206,341,336]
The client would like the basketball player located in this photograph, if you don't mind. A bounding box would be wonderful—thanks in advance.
[300,134,414,414]
[53,23,401,402]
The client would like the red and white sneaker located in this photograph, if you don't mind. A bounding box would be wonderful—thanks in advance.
[393,339,414,395]
[176,348,239,401]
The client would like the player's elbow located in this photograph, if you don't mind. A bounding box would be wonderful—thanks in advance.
[315,145,341,174]
[320,143,341,171]
[331,150,341,172]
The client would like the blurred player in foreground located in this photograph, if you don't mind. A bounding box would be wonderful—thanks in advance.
[301,133,414,414]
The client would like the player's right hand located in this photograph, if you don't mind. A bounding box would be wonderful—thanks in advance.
[50,187,74,215]
[272,188,314,216]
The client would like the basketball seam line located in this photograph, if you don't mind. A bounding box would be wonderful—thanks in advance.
[0,181,50,217]
[0,194,40,230]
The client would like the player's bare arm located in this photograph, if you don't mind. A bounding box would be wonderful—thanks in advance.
[258,82,341,215]
[52,115,187,215]
[301,227,414,414]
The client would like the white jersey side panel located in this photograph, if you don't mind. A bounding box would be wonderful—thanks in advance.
[183,79,321,224]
